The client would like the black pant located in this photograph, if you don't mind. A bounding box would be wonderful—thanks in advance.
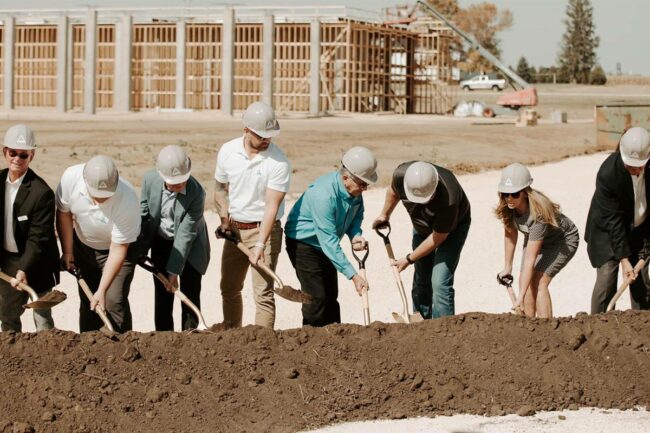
[74,235,135,333]
[152,235,202,331]
[286,237,340,327]
[591,257,650,313]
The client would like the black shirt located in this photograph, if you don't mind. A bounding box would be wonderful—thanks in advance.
[392,162,471,236]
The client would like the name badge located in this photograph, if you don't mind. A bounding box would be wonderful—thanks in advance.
[17,215,28,222]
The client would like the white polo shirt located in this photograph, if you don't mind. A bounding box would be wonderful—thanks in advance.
[55,164,141,250]
[214,136,291,222]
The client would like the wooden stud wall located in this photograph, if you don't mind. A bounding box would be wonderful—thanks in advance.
[233,24,262,110]
[274,24,310,112]
[414,32,455,114]
[72,24,116,110]
[319,23,349,112]
[14,26,57,108]
[0,27,3,105]
[132,24,176,110]
[185,24,222,110]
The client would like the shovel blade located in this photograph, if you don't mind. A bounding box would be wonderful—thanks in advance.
[392,312,407,323]
[23,290,67,309]
[408,313,425,323]
[274,286,313,304]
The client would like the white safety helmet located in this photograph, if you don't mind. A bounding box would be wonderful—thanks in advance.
[620,127,650,167]
[157,145,191,185]
[498,163,533,193]
[242,101,280,139]
[342,146,378,185]
[404,161,438,203]
[4,124,37,150]
[83,155,119,198]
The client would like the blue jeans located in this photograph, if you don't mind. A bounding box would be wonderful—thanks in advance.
[411,220,470,319]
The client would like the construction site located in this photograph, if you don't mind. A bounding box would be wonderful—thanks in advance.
[0,2,649,433]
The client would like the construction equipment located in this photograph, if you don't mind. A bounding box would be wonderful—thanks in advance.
[216,228,313,304]
[137,256,209,331]
[496,273,522,314]
[606,258,647,312]
[374,224,424,324]
[67,268,116,334]
[0,270,66,309]
[416,0,538,109]
[351,243,371,326]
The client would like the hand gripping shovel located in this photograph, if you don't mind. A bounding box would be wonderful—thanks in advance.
[351,243,371,325]
[606,257,647,312]
[0,270,67,309]
[216,227,313,304]
[374,224,424,324]
[137,256,209,331]
[496,273,522,315]
[67,268,116,334]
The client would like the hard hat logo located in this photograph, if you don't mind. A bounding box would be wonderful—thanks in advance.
[505,177,513,186]
[631,151,639,158]
[172,167,181,176]
[16,135,26,146]
[98,181,108,189]
[266,120,276,129]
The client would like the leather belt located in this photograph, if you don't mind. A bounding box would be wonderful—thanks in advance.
[231,220,261,230]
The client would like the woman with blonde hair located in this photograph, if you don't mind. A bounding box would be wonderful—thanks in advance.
[495,163,579,318]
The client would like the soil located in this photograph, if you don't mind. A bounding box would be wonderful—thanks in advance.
[1,311,648,433]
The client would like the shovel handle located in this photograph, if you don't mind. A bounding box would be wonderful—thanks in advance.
[67,269,115,333]
[0,271,39,302]
[607,258,646,312]
[374,224,392,245]
[351,244,369,269]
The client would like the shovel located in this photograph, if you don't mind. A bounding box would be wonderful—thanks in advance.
[496,273,522,315]
[215,227,313,304]
[67,268,116,334]
[0,270,67,309]
[374,224,424,324]
[606,257,647,312]
[351,243,371,325]
[137,256,209,331]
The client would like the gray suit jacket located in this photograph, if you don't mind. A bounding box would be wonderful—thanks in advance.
[139,169,210,275]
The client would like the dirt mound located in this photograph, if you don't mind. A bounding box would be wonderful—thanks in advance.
[0,311,648,433]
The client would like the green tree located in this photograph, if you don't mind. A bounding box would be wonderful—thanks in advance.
[516,56,533,83]
[590,64,607,85]
[558,0,600,84]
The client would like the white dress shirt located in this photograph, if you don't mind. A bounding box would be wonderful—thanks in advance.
[3,172,26,253]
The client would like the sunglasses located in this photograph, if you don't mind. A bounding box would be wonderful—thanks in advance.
[500,191,521,199]
[7,150,30,160]
[349,174,368,189]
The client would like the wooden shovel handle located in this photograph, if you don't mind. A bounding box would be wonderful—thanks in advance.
[607,258,646,312]
[233,241,285,288]
[0,271,39,302]
[77,276,115,333]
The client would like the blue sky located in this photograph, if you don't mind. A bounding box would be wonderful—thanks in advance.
[4,0,648,75]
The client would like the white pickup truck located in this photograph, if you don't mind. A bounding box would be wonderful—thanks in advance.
[459,74,506,91]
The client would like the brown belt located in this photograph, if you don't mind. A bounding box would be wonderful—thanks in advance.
[231,220,261,230]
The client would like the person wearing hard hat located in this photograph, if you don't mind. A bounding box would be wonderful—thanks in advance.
[284,146,374,326]
[373,161,470,319]
[0,125,59,332]
[56,155,140,332]
[586,126,650,313]
[139,145,210,331]
[214,101,291,329]
[495,163,579,318]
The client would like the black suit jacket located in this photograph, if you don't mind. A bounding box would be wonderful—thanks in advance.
[0,168,60,292]
[585,152,650,268]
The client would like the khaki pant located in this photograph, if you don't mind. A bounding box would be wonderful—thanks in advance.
[220,221,283,328]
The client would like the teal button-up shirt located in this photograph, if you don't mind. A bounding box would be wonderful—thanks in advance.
[285,171,364,279]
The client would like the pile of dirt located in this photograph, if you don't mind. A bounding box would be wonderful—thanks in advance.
[0,311,648,433]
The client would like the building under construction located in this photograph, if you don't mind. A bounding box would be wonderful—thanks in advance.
[0,6,456,115]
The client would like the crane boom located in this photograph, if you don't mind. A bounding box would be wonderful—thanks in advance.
[416,0,530,90]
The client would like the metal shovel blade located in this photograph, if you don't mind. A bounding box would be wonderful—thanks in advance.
[392,312,407,323]
[274,285,313,304]
[23,290,67,309]
[408,313,424,323]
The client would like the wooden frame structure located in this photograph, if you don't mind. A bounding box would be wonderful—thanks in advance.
[0,6,456,114]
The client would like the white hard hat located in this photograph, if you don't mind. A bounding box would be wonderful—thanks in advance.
[4,124,36,150]
[620,127,650,167]
[404,161,438,203]
[498,163,533,193]
[342,146,378,184]
[242,101,280,138]
[83,155,119,198]
[157,145,191,185]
